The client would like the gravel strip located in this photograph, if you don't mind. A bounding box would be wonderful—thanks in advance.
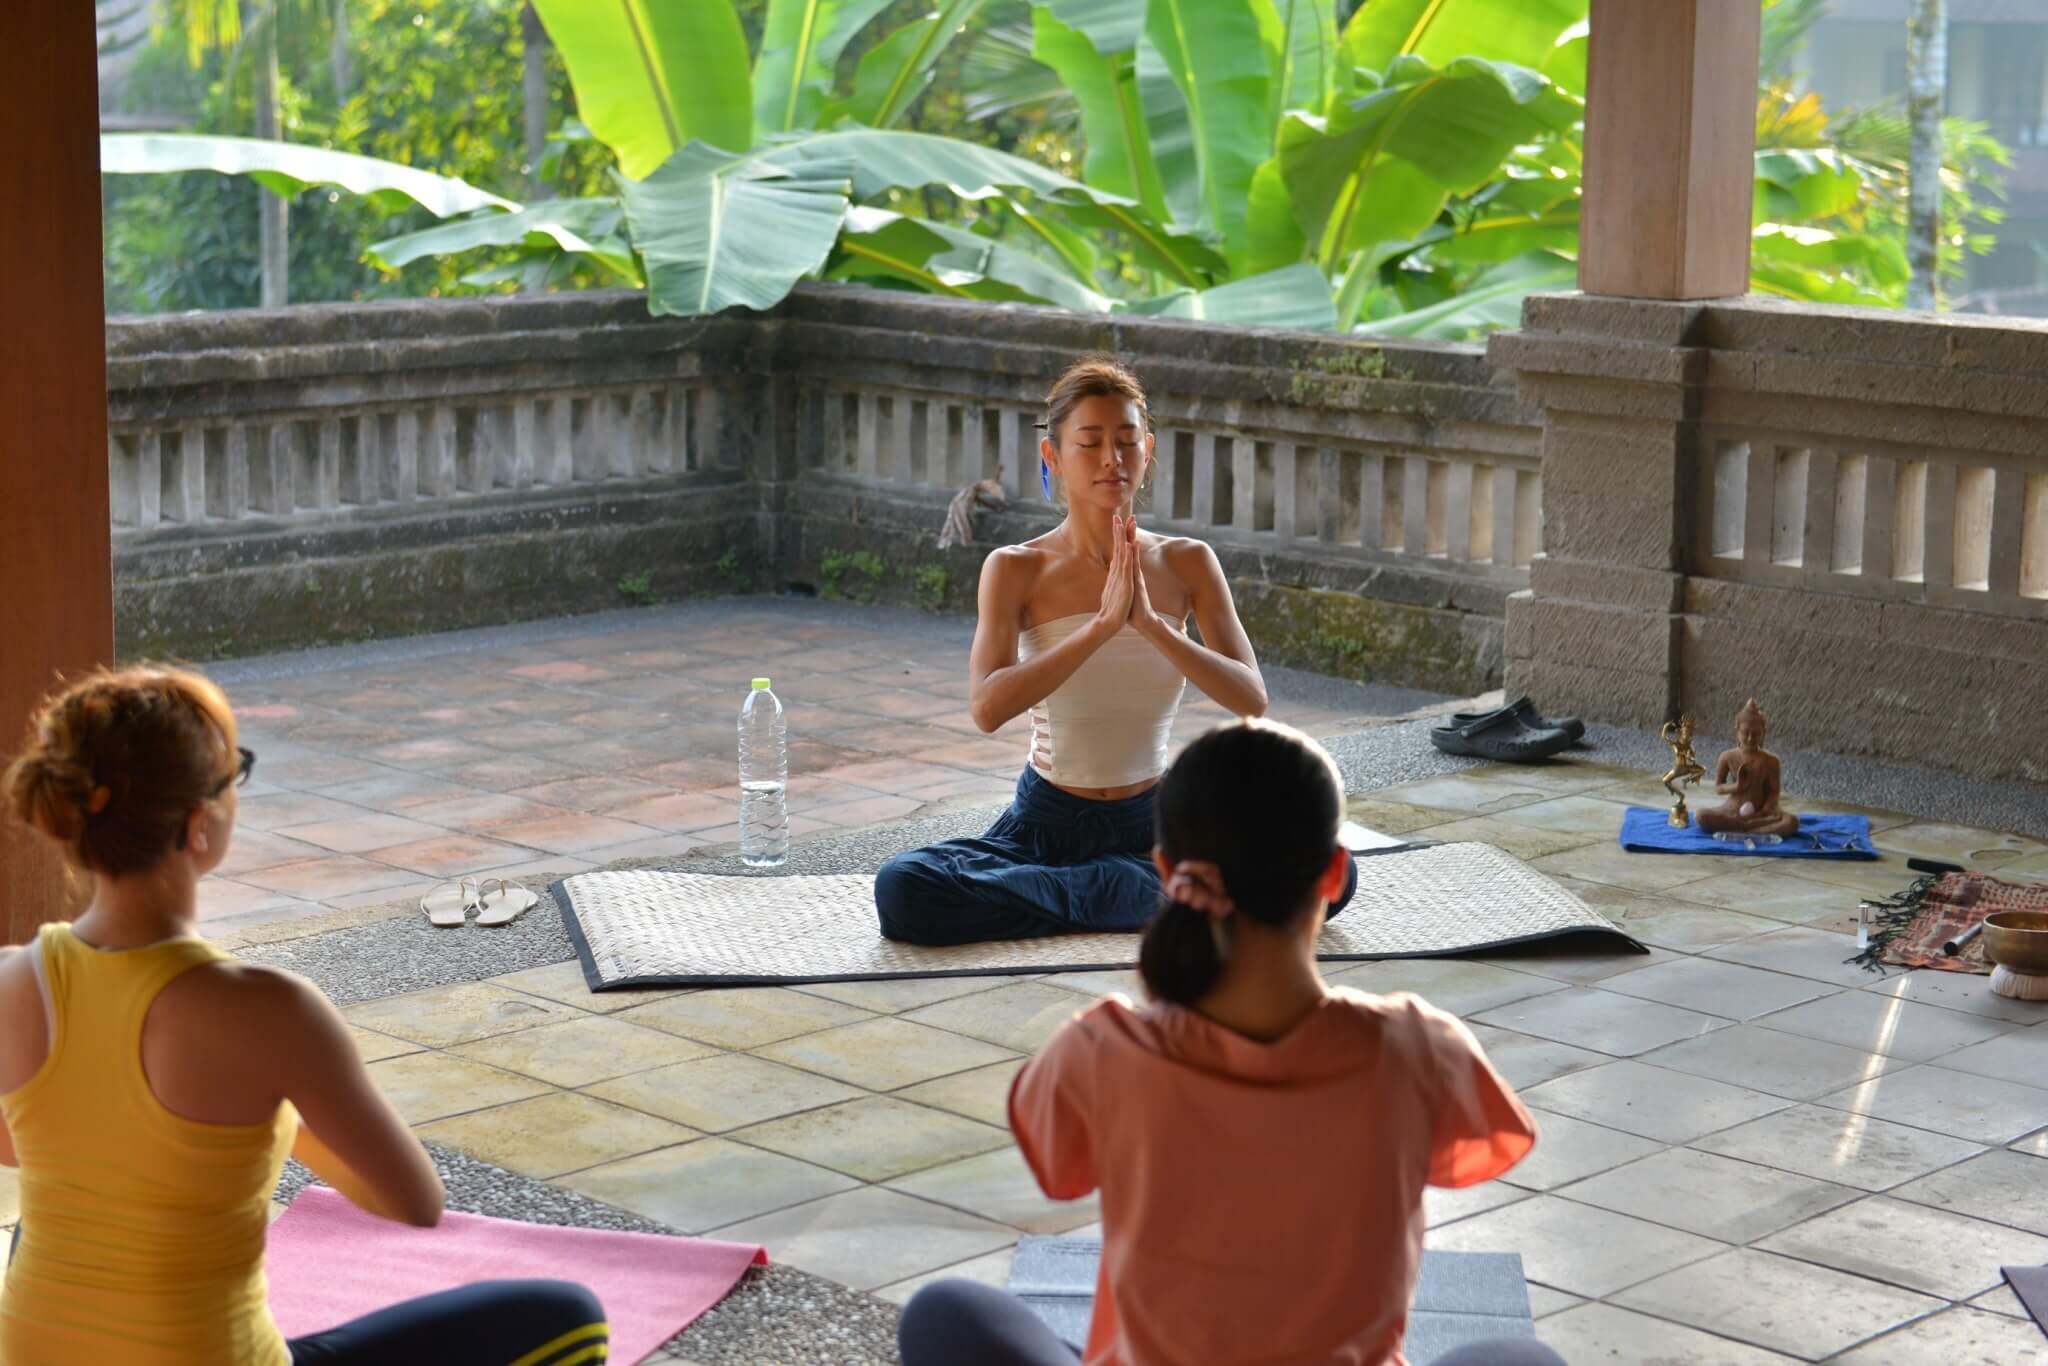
[274,1146,901,1365]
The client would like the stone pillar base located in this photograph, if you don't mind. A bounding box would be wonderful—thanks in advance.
[1505,588,1679,730]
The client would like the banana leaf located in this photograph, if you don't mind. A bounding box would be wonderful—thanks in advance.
[1339,0,1582,76]
[1054,201,1225,286]
[99,133,515,218]
[369,199,632,275]
[826,0,989,129]
[531,0,752,179]
[1145,0,1275,265]
[1125,262,1335,329]
[1029,6,1169,219]
[1137,36,1201,229]
[619,144,852,316]
[1279,57,1580,266]
[831,206,1112,312]
[1752,222,1908,289]
[1256,0,1337,129]
[765,126,1134,207]
[767,126,1211,286]
[1754,148,1863,223]
[1431,174,1581,264]
[1749,258,1899,308]
[1354,249,1573,339]
[754,0,894,134]
[960,20,1074,124]
[1541,18,1588,95]
[1242,155,1307,275]
[1041,0,1145,54]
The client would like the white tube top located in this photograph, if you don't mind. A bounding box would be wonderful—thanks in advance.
[1019,612,1187,788]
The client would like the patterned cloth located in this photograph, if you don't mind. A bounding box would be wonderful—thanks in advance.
[1861,871,2048,975]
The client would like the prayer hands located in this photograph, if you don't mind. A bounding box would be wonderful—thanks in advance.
[1123,512,1161,634]
[1096,513,1139,628]
[1164,860,1234,917]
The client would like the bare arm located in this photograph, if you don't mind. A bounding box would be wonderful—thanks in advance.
[261,974,444,1227]
[0,945,34,1168]
[1130,533,1268,718]
[967,535,1136,733]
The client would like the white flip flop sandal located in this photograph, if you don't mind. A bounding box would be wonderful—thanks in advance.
[421,878,480,929]
[474,878,539,929]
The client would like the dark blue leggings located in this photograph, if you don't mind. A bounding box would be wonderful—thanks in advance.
[287,1279,606,1364]
[898,1280,1566,1365]
[876,768,1356,946]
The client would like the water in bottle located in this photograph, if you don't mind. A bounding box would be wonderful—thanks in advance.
[738,677,788,868]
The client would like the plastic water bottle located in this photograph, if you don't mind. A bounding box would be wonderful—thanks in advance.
[738,677,788,868]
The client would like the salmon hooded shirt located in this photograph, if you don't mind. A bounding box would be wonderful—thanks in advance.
[1008,988,1537,1366]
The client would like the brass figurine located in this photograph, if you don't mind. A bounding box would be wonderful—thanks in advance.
[1696,698,1800,838]
[1659,714,1707,828]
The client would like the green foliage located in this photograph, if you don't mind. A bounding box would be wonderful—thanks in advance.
[106,0,2010,331]
[717,548,744,582]
[104,0,614,311]
[617,569,661,605]
[818,549,888,602]
[911,563,949,611]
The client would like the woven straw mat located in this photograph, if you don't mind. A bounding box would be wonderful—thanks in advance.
[557,842,1639,988]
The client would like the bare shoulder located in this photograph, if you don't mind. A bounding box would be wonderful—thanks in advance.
[156,957,329,1034]
[979,541,1049,597]
[0,944,31,1012]
[1146,533,1223,586]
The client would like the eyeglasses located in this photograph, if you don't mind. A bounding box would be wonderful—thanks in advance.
[208,747,256,798]
[179,748,254,853]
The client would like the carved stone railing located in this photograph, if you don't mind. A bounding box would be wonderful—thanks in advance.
[104,295,751,536]
[105,288,1535,694]
[780,289,1539,597]
[1493,293,2048,783]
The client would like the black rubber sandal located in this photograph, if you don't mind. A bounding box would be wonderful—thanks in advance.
[1429,702,1576,762]
[1447,695,1585,743]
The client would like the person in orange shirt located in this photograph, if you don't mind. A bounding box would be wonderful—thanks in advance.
[899,719,1560,1366]
[0,668,607,1364]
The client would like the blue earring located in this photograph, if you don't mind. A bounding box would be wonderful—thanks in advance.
[1040,463,1053,499]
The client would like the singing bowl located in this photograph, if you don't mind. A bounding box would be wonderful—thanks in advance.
[1982,910,2048,975]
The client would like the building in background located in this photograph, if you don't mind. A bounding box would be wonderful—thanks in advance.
[1791,0,2048,312]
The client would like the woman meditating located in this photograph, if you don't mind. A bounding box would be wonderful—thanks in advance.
[0,668,607,1364]
[875,357,1355,945]
[898,721,1558,1366]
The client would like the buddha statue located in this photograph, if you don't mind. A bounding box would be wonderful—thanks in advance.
[1695,698,1800,838]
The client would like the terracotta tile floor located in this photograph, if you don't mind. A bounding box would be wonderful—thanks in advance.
[201,607,1370,933]
[31,603,2048,1364]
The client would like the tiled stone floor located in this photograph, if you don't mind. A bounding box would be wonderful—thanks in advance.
[191,606,1382,935]
[14,602,2048,1363]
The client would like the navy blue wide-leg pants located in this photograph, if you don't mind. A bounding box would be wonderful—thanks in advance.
[874,768,1355,946]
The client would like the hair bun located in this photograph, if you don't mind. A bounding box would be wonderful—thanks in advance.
[9,753,93,843]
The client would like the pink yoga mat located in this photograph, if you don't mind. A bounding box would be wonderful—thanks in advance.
[265,1186,768,1363]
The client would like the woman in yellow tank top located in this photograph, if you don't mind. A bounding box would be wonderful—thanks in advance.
[0,668,608,1364]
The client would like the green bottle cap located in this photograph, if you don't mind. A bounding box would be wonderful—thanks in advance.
[752,678,772,690]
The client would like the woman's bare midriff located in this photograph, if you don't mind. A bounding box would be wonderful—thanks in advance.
[1046,774,1160,801]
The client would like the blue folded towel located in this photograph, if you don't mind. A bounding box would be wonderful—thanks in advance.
[1620,807,1877,859]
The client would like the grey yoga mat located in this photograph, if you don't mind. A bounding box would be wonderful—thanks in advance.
[1007,1235,1537,1363]
[556,840,1642,990]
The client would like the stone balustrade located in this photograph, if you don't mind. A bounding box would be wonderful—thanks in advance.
[105,287,1536,694]
[1493,293,2048,782]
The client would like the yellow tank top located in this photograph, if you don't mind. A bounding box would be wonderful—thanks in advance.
[0,924,295,1365]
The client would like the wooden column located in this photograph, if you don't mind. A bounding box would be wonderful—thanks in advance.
[0,6,115,941]
[1579,0,1761,300]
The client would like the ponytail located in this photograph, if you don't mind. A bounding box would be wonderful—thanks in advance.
[1136,719,1343,1007]
[1138,902,1227,1007]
